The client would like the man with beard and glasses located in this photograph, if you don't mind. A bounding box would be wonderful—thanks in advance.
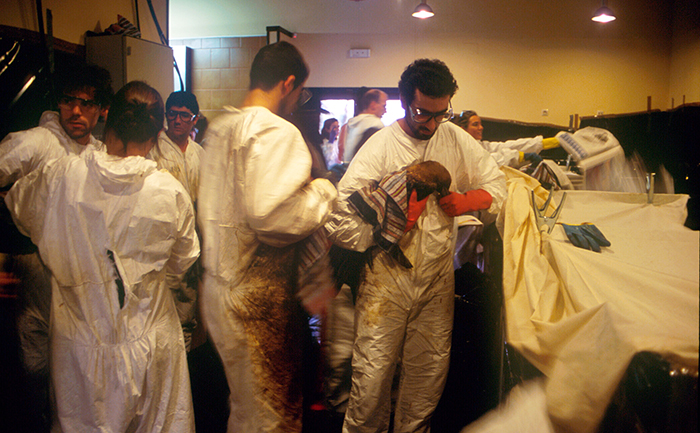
[326,59,506,433]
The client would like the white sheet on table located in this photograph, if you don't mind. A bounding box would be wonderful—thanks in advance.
[496,167,699,433]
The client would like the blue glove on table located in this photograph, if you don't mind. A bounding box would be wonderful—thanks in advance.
[561,223,611,252]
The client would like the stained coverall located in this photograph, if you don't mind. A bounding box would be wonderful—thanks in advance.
[327,121,506,433]
[198,106,337,433]
[6,148,200,432]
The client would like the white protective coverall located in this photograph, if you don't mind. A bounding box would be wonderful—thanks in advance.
[479,136,543,168]
[5,147,200,433]
[147,130,204,202]
[0,111,105,186]
[147,130,205,350]
[198,106,337,433]
[0,111,105,376]
[342,113,385,163]
[327,121,506,433]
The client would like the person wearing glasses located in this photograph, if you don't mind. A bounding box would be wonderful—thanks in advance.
[0,62,112,187]
[455,110,560,168]
[326,59,506,433]
[149,91,204,205]
[0,61,112,431]
[5,80,200,432]
[198,41,337,433]
[146,91,204,354]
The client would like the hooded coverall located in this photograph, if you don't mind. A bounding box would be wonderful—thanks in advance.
[198,106,337,433]
[327,121,506,433]
[6,148,200,432]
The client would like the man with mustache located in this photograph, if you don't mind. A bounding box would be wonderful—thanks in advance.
[327,58,506,433]
[0,61,112,431]
[1,62,112,186]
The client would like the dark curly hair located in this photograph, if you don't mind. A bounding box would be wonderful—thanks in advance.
[166,91,199,115]
[398,59,458,107]
[55,62,114,107]
[104,81,164,146]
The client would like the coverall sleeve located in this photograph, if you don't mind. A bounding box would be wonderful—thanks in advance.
[245,123,338,248]
[0,129,56,188]
[325,144,388,252]
[457,138,507,216]
[4,157,60,242]
[481,136,544,168]
[165,188,201,290]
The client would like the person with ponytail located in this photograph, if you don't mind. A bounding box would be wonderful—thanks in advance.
[5,81,200,433]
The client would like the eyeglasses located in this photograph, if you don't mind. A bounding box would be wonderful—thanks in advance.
[299,88,312,107]
[409,102,453,124]
[58,94,101,111]
[166,109,197,122]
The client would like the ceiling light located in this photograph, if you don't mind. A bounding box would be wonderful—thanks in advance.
[412,0,434,19]
[592,0,616,23]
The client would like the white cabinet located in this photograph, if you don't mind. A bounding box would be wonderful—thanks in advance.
[86,35,174,103]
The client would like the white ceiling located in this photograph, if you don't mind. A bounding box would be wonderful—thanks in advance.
[169,0,673,41]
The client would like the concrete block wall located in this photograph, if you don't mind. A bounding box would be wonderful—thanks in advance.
[169,36,266,122]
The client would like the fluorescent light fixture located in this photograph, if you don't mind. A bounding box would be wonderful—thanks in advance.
[592,1,616,23]
[412,0,434,19]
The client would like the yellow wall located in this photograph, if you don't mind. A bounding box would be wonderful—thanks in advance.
[669,0,700,109]
[2,0,698,125]
[291,33,676,125]
[0,0,167,45]
[178,28,697,126]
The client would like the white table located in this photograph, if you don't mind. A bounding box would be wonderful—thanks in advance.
[497,168,699,433]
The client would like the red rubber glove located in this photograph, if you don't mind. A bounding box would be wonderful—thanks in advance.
[405,189,429,232]
[438,190,492,217]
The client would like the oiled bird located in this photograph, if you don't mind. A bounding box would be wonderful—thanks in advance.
[406,160,452,201]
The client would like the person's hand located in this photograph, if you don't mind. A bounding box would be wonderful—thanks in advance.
[522,152,543,167]
[438,190,492,217]
[405,189,429,232]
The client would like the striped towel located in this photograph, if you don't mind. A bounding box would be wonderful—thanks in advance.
[106,15,142,38]
[348,169,412,268]
[297,226,336,315]
[118,15,141,38]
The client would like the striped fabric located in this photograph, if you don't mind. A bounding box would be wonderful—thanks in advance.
[297,226,336,315]
[117,15,141,37]
[298,226,332,271]
[348,169,412,268]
